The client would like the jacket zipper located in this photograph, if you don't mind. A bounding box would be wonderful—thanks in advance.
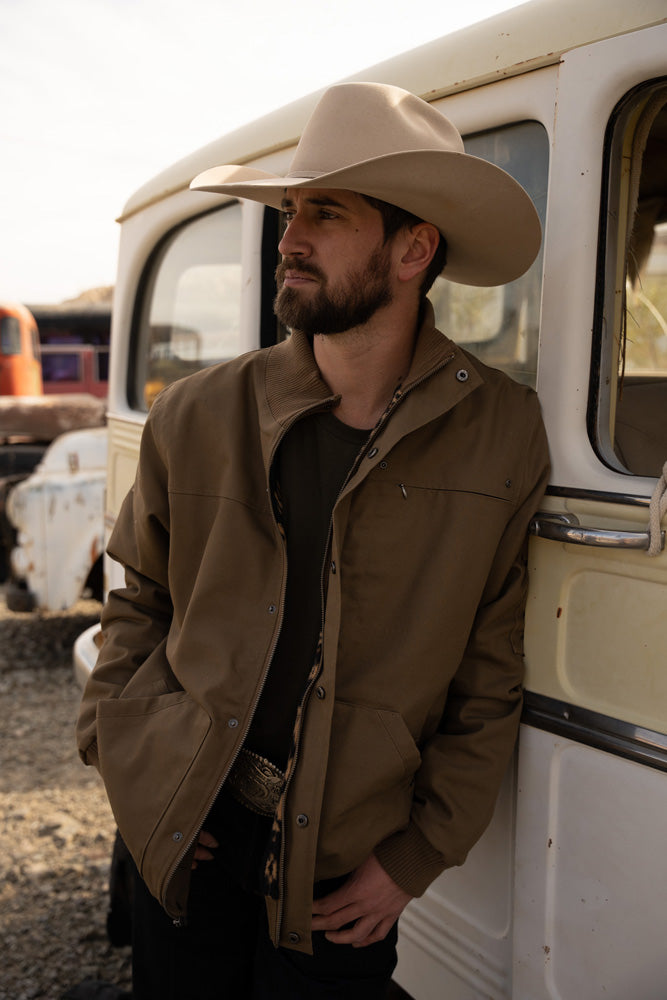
[272,359,457,940]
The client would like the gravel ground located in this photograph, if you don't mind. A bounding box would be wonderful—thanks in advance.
[0,587,132,1000]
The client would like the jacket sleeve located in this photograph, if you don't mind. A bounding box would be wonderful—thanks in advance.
[374,399,550,896]
[76,397,175,769]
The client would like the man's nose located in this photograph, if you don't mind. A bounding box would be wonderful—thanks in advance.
[278,215,310,257]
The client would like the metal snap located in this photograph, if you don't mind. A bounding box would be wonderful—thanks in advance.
[456,369,469,382]
[296,814,309,827]
[172,831,183,842]
[316,686,326,700]
[368,447,379,459]
[288,932,301,944]
[228,717,239,729]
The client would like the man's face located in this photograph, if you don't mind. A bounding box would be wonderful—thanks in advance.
[274,188,394,335]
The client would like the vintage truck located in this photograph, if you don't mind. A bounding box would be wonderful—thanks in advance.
[4,422,107,611]
[0,394,107,610]
[73,0,667,996]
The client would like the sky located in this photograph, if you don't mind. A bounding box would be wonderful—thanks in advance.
[0,0,527,306]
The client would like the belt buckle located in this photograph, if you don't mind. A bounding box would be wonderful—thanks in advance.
[227,748,285,817]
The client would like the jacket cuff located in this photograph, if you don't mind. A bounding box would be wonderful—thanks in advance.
[375,823,446,897]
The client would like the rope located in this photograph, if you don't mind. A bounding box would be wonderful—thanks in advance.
[648,460,667,556]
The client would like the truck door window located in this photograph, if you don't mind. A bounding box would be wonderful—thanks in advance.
[132,204,242,410]
[430,120,548,388]
[594,82,667,477]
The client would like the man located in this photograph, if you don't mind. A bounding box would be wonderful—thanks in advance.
[77,82,550,998]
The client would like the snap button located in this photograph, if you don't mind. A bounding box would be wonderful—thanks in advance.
[228,717,239,729]
[456,369,469,382]
[172,831,183,842]
[505,479,512,489]
[316,686,326,700]
[379,460,388,470]
[368,447,379,459]
[288,932,301,945]
[296,814,309,827]
[268,604,277,614]
[330,561,336,574]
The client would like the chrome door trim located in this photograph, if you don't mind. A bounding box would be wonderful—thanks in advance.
[522,691,667,773]
[546,486,650,508]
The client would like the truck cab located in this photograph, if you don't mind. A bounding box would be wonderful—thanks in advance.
[0,301,42,396]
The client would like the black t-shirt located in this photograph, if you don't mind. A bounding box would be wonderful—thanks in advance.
[247,411,368,767]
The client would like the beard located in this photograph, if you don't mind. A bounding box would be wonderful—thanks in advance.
[273,243,393,335]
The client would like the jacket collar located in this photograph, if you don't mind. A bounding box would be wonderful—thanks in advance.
[260,300,483,463]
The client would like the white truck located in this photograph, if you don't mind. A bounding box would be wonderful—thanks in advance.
[5,425,107,611]
[74,1,667,996]
[0,394,107,611]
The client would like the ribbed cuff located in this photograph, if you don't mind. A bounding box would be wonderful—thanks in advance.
[374,823,446,898]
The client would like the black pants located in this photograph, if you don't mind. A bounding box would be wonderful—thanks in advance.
[131,790,398,999]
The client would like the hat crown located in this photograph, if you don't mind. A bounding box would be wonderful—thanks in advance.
[288,82,465,179]
[189,81,542,287]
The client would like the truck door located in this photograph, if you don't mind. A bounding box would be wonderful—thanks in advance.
[516,24,667,1000]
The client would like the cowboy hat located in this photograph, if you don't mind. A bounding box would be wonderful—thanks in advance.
[190,82,541,287]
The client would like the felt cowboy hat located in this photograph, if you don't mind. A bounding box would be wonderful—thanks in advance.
[190,82,541,287]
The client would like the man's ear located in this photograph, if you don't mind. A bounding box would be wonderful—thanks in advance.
[397,223,441,284]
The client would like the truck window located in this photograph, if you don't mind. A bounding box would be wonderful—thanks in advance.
[42,350,82,383]
[96,346,109,382]
[29,323,40,361]
[594,81,667,478]
[1,316,22,355]
[430,120,548,388]
[132,203,243,409]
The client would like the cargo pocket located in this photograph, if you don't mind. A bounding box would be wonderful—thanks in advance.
[96,691,211,870]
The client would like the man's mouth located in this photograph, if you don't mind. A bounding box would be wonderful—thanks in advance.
[283,271,316,287]
[275,260,322,287]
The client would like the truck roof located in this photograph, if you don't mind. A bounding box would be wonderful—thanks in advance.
[118,0,667,222]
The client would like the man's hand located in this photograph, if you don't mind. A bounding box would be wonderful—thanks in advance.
[311,853,412,948]
[191,829,219,869]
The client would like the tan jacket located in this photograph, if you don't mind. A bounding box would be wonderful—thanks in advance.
[77,305,550,953]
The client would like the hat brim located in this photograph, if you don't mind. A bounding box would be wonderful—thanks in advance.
[191,150,541,287]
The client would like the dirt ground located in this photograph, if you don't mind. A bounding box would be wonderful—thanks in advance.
[0,590,131,1000]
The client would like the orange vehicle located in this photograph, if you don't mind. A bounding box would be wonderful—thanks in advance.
[0,302,43,396]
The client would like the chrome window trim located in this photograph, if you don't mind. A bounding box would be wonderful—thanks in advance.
[522,691,667,773]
